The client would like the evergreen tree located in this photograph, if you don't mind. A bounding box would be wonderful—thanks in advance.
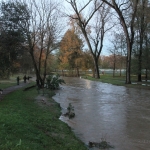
[0,1,30,78]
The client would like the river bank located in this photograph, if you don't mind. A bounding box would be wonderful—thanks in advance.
[82,74,150,90]
[0,83,88,150]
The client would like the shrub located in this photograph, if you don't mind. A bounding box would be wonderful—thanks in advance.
[46,74,65,90]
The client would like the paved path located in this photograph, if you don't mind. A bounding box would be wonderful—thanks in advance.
[0,82,29,100]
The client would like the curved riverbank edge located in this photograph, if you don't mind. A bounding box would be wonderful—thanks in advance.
[0,85,88,150]
[82,75,150,90]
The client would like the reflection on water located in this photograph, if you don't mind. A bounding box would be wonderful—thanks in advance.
[53,77,150,150]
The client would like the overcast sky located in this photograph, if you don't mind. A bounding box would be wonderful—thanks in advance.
[0,0,112,56]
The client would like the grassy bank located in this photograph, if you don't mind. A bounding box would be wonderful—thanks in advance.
[0,85,87,150]
[0,74,34,89]
[83,74,150,90]
[0,82,16,89]
[0,80,17,89]
[0,75,24,89]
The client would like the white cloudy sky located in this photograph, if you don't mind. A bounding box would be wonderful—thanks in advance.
[0,0,115,55]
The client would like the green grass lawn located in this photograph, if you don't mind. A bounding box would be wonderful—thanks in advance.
[0,73,34,89]
[0,74,24,89]
[0,85,87,150]
[83,74,150,90]
[0,82,17,89]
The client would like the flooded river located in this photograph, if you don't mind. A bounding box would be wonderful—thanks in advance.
[53,77,150,150]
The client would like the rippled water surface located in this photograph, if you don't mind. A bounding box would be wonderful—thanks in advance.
[53,77,150,150]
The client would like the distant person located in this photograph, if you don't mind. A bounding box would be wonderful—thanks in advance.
[0,89,3,94]
[17,76,20,85]
[27,76,30,81]
[23,75,26,83]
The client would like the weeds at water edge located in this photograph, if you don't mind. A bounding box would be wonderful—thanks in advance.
[89,138,114,149]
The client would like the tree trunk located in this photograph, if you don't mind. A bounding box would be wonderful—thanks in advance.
[120,68,122,77]
[113,53,116,77]
[137,0,145,82]
[102,0,139,84]
[138,51,142,82]
[76,67,80,77]
[95,64,100,79]
[113,66,115,77]
[29,49,43,87]
[145,68,147,82]
[93,57,100,79]
[125,41,132,84]
[92,68,95,78]
[43,52,49,85]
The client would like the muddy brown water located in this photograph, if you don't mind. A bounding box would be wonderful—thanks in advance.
[53,77,150,150]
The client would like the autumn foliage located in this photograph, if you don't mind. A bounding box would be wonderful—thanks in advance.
[59,29,83,76]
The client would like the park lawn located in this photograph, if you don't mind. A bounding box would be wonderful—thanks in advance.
[0,75,24,89]
[0,78,17,89]
[0,73,33,89]
[0,85,87,150]
[0,82,17,89]
[83,74,150,90]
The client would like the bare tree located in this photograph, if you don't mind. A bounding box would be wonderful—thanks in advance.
[135,0,149,81]
[24,0,63,87]
[89,3,114,78]
[143,33,150,81]
[102,0,139,84]
[109,31,127,76]
[109,40,117,77]
[65,0,107,78]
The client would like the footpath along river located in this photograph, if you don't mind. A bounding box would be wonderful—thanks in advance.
[53,77,150,150]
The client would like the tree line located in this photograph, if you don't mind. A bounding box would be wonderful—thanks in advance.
[0,0,62,87]
[0,0,150,85]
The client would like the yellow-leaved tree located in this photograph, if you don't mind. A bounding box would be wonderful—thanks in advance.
[59,29,83,77]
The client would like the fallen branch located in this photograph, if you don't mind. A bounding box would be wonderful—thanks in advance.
[23,85,36,91]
